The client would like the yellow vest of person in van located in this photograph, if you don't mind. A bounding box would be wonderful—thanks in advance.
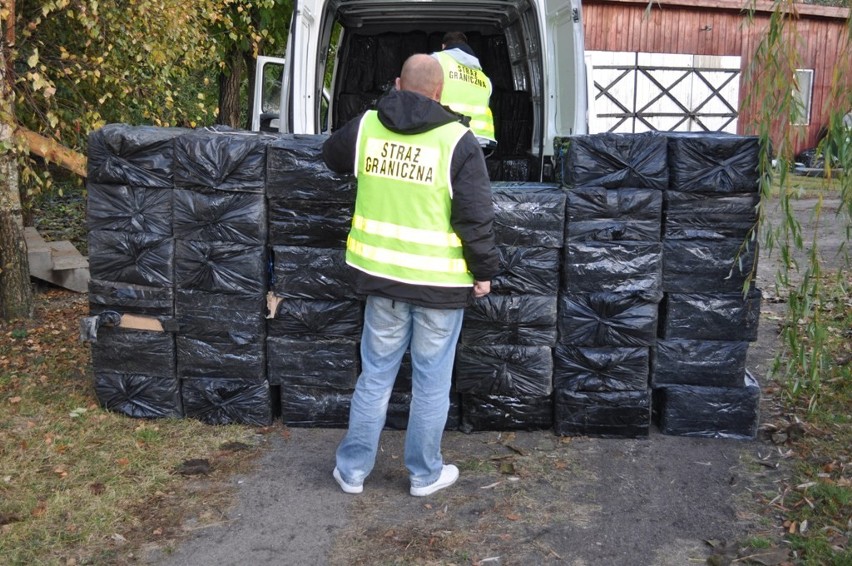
[434,51,496,144]
[348,111,475,287]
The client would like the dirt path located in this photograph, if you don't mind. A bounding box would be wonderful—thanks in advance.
[146,195,846,566]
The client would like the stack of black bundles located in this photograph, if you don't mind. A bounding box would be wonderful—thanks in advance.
[653,133,762,439]
[553,133,668,438]
[487,91,534,181]
[457,182,565,431]
[87,124,186,419]
[265,135,361,427]
[172,128,273,425]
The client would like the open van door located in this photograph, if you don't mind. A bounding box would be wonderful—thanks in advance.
[252,55,290,132]
[544,0,588,146]
[251,0,326,133]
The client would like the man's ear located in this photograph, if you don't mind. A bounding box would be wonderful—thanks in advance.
[394,77,402,91]
[434,84,443,102]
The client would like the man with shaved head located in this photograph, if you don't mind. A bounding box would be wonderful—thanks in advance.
[323,54,498,497]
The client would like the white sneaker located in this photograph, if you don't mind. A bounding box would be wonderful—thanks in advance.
[410,464,459,497]
[333,467,363,494]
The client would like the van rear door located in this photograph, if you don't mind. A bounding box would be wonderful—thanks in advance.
[543,0,588,145]
[251,0,327,133]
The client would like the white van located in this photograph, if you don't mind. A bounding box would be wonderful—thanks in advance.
[251,0,587,182]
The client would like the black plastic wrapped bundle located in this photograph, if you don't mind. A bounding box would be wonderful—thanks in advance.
[87,124,188,188]
[664,191,759,240]
[553,345,649,392]
[88,279,174,318]
[553,388,651,438]
[459,393,554,432]
[461,294,557,346]
[266,337,359,389]
[268,199,354,248]
[88,230,174,287]
[336,93,378,129]
[384,392,462,431]
[491,246,560,295]
[393,350,413,392]
[181,378,272,426]
[659,289,761,341]
[651,339,749,387]
[280,386,351,427]
[271,246,357,300]
[174,240,266,295]
[662,238,757,293]
[654,371,760,440]
[266,135,357,201]
[492,91,533,157]
[555,133,669,189]
[455,344,553,397]
[91,327,175,377]
[94,372,183,419]
[479,35,513,91]
[175,289,266,339]
[172,189,266,245]
[373,32,429,89]
[557,291,662,347]
[339,35,377,94]
[173,129,270,193]
[267,299,363,339]
[562,242,662,293]
[497,158,531,181]
[177,336,265,380]
[490,183,566,248]
[666,133,760,194]
[87,184,173,235]
[565,187,662,242]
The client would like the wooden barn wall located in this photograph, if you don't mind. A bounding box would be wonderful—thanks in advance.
[583,1,852,153]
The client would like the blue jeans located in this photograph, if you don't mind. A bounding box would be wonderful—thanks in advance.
[335,295,464,488]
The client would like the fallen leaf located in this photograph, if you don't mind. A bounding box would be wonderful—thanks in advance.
[111,533,127,543]
[0,513,21,526]
[89,482,105,495]
[152,528,163,536]
[499,461,516,475]
[115,457,130,467]
[175,458,211,476]
[31,501,47,518]
[505,513,521,521]
[9,397,21,404]
[219,441,250,452]
[738,547,792,565]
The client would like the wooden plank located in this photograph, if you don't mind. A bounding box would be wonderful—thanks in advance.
[49,240,88,271]
[15,127,87,178]
[584,0,850,20]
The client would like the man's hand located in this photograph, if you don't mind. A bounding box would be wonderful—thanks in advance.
[472,280,491,298]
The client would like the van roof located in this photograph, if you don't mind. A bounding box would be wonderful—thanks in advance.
[330,0,530,33]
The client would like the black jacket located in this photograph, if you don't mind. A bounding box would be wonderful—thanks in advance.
[322,89,499,309]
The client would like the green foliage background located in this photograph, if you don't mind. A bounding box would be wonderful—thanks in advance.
[3,0,291,195]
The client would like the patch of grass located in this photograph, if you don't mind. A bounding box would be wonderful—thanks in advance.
[742,536,772,549]
[0,289,265,565]
[768,272,852,565]
[769,173,843,199]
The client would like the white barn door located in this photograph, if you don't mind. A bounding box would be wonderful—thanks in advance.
[587,51,741,134]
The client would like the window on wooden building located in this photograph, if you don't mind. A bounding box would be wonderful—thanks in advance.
[792,69,814,126]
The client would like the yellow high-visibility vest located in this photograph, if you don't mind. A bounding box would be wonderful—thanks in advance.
[434,51,496,144]
[348,111,474,287]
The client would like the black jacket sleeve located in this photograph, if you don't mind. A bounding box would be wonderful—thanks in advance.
[321,114,363,173]
[449,131,499,281]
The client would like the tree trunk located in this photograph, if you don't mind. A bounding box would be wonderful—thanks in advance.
[244,52,257,131]
[217,48,243,128]
[0,46,34,320]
